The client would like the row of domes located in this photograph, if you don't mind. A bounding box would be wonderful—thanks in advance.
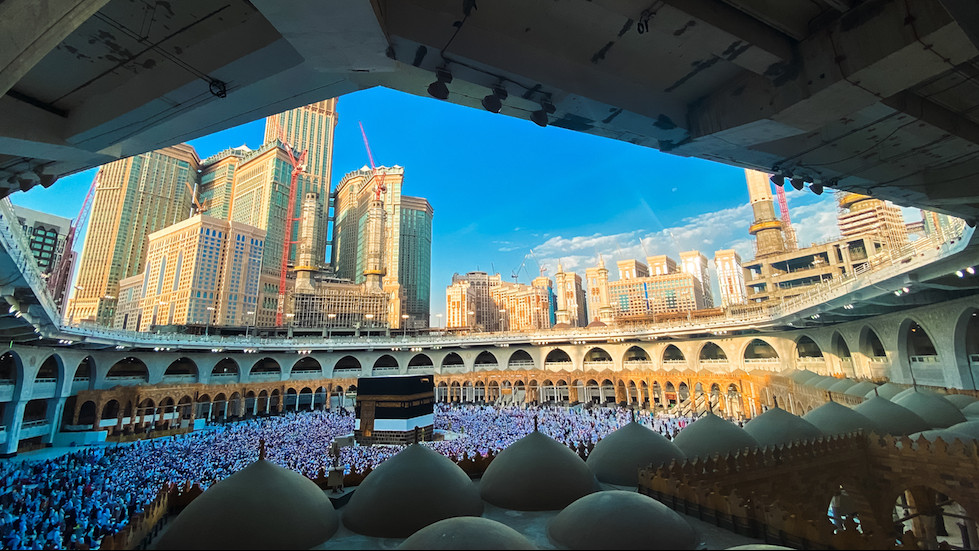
[156,379,978,549]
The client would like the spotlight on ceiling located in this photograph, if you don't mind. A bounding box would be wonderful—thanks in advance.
[770,174,784,187]
[426,68,453,100]
[790,178,805,191]
[810,183,823,195]
[902,286,910,293]
[530,100,556,127]
[969,266,976,275]
[956,270,964,278]
[481,85,508,114]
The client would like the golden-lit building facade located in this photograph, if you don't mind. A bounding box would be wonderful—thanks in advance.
[69,144,199,326]
[112,215,264,331]
[714,249,748,307]
[554,262,587,327]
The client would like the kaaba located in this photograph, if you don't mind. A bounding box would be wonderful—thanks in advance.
[354,375,435,445]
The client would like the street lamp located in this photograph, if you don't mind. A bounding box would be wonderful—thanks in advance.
[468,310,475,332]
[246,310,255,338]
[401,313,410,339]
[285,313,295,338]
[327,313,336,340]
[68,285,84,324]
[364,313,374,330]
[206,306,216,337]
[436,313,443,330]
[499,308,507,333]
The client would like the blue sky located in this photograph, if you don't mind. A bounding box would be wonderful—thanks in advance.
[12,86,920,324]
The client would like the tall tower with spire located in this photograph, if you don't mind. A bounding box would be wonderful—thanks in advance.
[553,261,587,327]
[294,192,323,293]
[745,169,786,258]
[585,256,614,324]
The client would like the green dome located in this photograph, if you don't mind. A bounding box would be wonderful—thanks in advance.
[585,422,685,486]
[399,517,536,550]
[156,460,338,550]
[343,444,483,538]
[802,401,882,436]
[673,413,759,458]
[743,407,823,447]
[853,397,930,435]
[480,431,598,511]
[548,491,698,550]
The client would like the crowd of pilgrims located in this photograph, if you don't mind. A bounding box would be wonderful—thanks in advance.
[0,403,698,550]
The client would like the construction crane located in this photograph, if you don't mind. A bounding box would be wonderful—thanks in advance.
[773,178,799,250]
[50,172,98,313]
[275,126,309,326]
[183,181,208,216]
[358,121,386,202]
[528,249,547,278]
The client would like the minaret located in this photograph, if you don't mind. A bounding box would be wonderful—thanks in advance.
[554,261,570,325]
[294,192,323,293]
[745,169,786,258]
[364,180,386,292]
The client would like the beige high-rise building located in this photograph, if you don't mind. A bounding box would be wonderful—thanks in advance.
[112,215,265,331]
[680,250,713,308]
[609,270,708,320]
[295,192,325,293]
[714,249,748,307]
[745,169,786,258]
[68,144,199,326]
[837,192,909,252]
[554,262,587,327]
[199,146,250,219]
[585,257,614,324]
[492,279,553,332]
[445,271,502,330]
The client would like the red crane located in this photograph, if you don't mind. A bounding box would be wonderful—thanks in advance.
[275,128,308,326]
[774,177,798,250]
[50,172,98,313]
[358,121,386,201]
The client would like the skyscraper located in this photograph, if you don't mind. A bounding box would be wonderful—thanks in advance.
[333,166,433,327]
[585,257,614,324]
[8,203,74,313]
[199,146,250,219]
[68,144,199,325]
[714,249,747,307]
[265,98,338,258]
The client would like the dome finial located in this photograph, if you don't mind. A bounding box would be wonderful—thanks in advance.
[258,437,267,461]
[773,396,779,409]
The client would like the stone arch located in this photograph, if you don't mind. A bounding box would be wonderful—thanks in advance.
[742,338,779,370]
[583,347,613,365]
[544,348,573,371]
[487,380,500,401]
[898,318,940,383]
[164,357,198,382]
[372,354,399,374]
[408,354,434,371]
[832,332,855,377]
[35,353,64,386]
[440,352,464,371]
[953,307,979,389]
[0,351,25,394]
[291,356,322,375]
[622,345,650,366]
[285,388,299,411]
[892,485,978,549]
[334,355,362,375]
[101,399,120,422]
[73,356,95,390]
[77,400,97,428]
[474,350,499,370]
[796,335,824,358]
[663,344,685,364]
[507,349,534,370]
[859,326,888,360]
[106,357,149,385]
[250,357,281,380]
[699,342,728,361]
[211,358,240,383]
[177,395,193,421]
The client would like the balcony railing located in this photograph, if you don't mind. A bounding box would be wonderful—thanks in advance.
[743,357,780,363]
[868,356,888,363]
[249,372,281,381]
[698,358,730,364]
[507,361,535,369]
[910,355,939,364]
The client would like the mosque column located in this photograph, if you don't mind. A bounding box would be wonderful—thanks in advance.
[569,385,578,403]
[614,382,627,404]
[43,396,68,444]
[206,401,213,421]
[1,400,27,457]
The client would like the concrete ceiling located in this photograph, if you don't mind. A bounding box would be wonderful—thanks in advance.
[2,0,979,221]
